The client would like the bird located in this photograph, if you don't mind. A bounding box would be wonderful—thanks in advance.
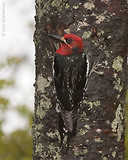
[48,33,88,150]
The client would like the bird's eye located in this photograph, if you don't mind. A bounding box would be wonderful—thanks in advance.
[66,38,73,44]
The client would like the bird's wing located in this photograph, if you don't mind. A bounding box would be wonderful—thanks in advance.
[53,54,87,111]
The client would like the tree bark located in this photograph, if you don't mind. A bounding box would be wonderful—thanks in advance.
[33,0,128,159]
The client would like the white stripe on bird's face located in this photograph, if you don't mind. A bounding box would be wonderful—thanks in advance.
[86,55,90,77]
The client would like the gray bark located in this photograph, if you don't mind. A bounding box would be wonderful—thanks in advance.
[33,0,128,159]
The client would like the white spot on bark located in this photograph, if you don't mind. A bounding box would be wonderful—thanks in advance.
[64,29,70,33]
[112,151,116,158]
[85,125,91,130]
[36,106,46,119]
[96,128,102,133]
[46,130,59,138]
[99,150,102,154]
[73,5,79,9]
[101,0,110,4]
[51,0,62,7]
[77,18,89,31]
[96,14,106,24]
[111,104,124,142]
[37,74,52,92]
[113,73,123,93]
[83,100,101,110]
[36,74,52,117]
[83,2,95,10]
[35,143,43,153]
[112,56,123,72]
[82,31,92,40]
[73,145,88,156]
[94,137,103,143]
[106,120,110,125]
[79,128,88,135]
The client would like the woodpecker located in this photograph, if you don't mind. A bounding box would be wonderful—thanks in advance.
[48,33,88,149]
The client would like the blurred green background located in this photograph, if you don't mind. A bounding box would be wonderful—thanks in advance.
[0,0,34,159]
[125,91,128,160]
[0,58,33,160]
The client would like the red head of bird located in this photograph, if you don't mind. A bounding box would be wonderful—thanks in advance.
[48,33,84,56]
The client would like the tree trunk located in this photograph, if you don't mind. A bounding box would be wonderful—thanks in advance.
[33,0,128,159]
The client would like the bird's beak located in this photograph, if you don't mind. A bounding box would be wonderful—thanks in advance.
[48,34,67,44]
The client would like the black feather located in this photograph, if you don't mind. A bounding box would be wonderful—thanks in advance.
[53,48,87,148]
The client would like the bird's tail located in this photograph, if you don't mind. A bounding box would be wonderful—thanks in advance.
[61,109,77,133]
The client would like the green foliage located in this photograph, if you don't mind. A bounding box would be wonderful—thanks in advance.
[0,96,9,110]
[125,91,128,160]
[0,79,14,89]
[0,129,32,160]
[7,57,24,66]
[0,57,24,69]
[0,57,32,160]
[16,105,33,130]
